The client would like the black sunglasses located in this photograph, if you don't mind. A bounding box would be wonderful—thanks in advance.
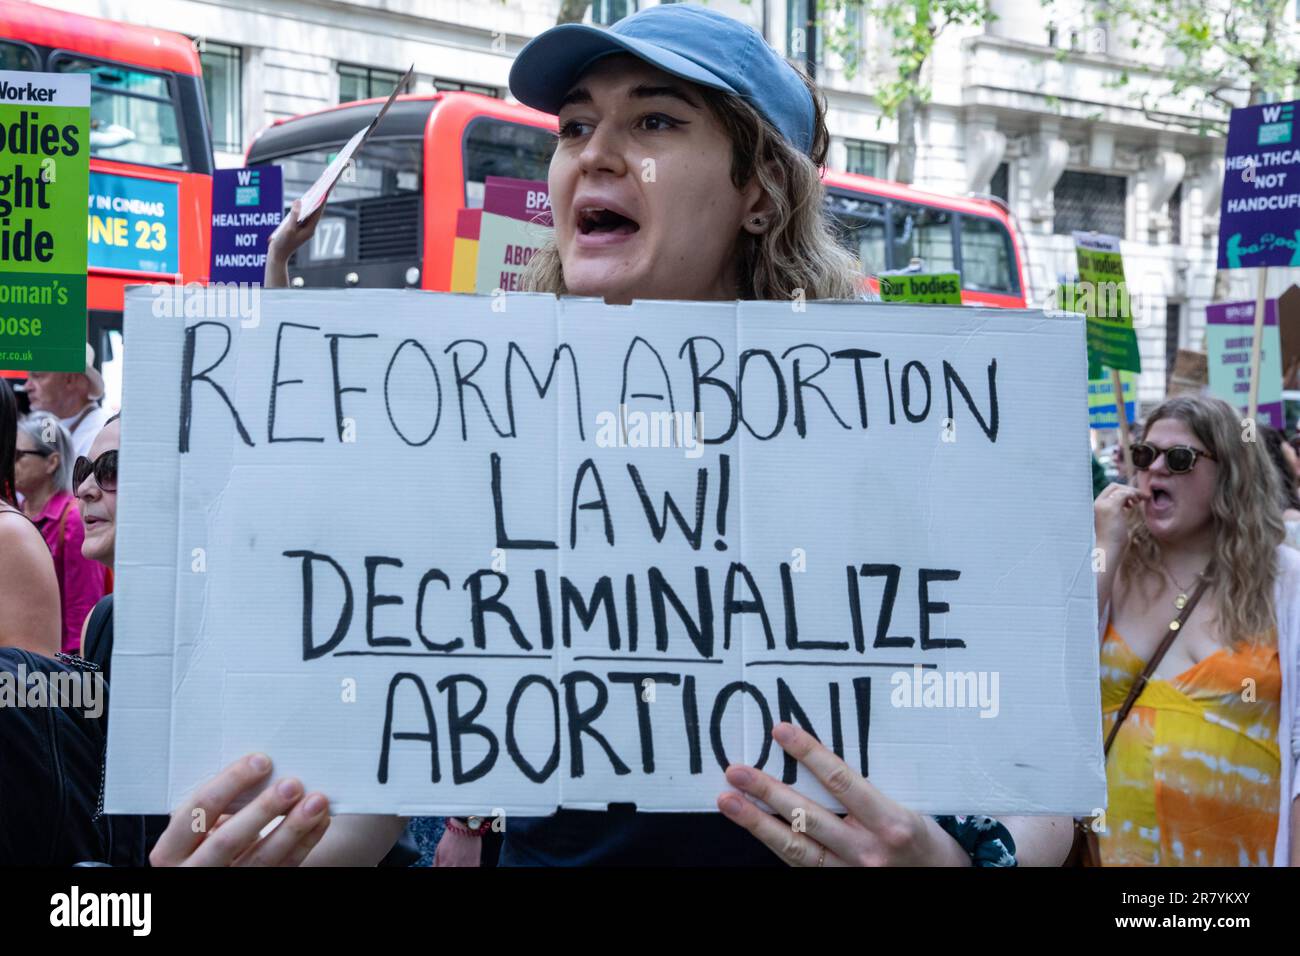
[1128,442,1216,474]
[73,450,118,494]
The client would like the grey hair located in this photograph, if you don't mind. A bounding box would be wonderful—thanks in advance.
[18,412,75,493]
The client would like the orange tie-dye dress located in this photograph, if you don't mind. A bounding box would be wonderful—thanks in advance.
[1098,623,1281,866]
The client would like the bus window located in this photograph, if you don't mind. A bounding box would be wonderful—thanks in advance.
[824,191,886,276]
[959,214,1016,294]
[275,139,422,264]
[0,39,39,71]
[889,202,955,272]
[463,117,554,207]
[54,56,184,167]
[276,139,422,203]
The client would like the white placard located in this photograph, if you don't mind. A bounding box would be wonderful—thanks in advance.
[106,288,1105,816]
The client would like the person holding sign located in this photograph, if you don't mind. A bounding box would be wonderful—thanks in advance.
[250,3,1072,868]
[1094,396,1300,866]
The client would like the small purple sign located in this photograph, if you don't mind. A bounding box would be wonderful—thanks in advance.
[1206,299,1278,327]
[1218,100,1300,269]
[483,175,552,226]
[210,166,284,284]
[1205,299,1284,428]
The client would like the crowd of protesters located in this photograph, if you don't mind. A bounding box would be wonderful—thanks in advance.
[3,4,1300,867]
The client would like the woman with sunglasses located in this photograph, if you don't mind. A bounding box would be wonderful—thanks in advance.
[0,381,60,655]
[71,426,119,570]
[16,413,108,654]
[1093,395,1300,865]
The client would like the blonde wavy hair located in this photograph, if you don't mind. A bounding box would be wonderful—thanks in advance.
[1122,395,1285,646]
[522,70,860,300]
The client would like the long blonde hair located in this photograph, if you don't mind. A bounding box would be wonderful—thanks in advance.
[1122,396,1285,646]
[523,71,859,301]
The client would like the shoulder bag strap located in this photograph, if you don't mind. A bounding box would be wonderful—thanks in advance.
[1103,573,1212,755]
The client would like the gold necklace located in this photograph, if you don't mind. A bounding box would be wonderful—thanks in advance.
[1163,564,1206,611]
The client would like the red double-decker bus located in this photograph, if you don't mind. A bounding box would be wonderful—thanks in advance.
[1,0,214,391]
[247,92,1027,307]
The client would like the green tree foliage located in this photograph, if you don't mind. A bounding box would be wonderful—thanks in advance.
[1072,0,1298,128]
[816,1,992,183]
[556,0,590,25]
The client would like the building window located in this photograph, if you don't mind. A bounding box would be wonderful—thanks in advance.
[434,77,499,98]
[198,41,241,153]
[592,0,633,25]
[833,3,865,73]
[844,139,888,178]
[1053,170,1127,237]
[990,162,1009,203]
[1165,302,1181,390]
[787,0,820,74]
[1167,183,1182,245]
[339,64,404,104]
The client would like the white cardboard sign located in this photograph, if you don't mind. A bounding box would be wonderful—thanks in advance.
[106,288,1105,816]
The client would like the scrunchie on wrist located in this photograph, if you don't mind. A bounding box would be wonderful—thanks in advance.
[933,814,1018,867]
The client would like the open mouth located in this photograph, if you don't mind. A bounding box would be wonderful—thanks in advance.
[577,206,640,236]
[1148,487,1174,511]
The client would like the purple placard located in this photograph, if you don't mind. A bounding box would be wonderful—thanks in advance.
[483,175,552,227]
[1205,299,1278,326]
[1218,100,1300,269]
[1206,299,1284,428]
[211,166,284,284]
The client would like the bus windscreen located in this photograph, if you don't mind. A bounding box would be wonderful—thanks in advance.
[825,190,1018,296]
[54,56,185,167]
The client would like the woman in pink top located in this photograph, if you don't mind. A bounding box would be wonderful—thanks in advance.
[15,412,106,654]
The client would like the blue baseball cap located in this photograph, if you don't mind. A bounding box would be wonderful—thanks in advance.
[508,4,816,155]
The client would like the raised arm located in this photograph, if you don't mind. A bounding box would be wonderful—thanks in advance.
[264,199,328,289]
[1092,483,1144,624]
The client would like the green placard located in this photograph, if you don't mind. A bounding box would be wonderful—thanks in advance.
[0,71,91,372]
[877,272,962,305]
[1070,232,1140,376]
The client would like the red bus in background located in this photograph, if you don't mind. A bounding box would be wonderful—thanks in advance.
[1,0,214,391]
[246,92,1026,306]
